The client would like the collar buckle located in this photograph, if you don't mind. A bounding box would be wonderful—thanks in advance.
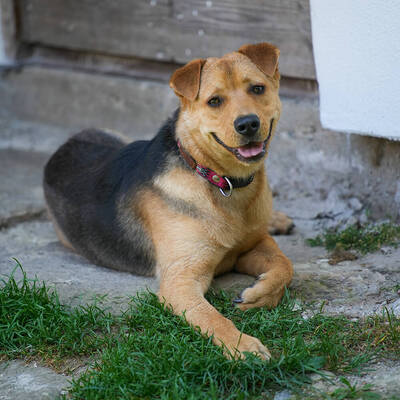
[219,177,233,197]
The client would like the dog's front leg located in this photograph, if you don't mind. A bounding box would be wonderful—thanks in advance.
[158,263,270,360]
[234,235,293,311]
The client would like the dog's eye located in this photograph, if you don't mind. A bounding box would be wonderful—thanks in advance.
[207,96,223,107]
[250,85,265,95]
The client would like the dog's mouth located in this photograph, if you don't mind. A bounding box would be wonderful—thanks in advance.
[211,119,274,163]
[236,141,265,158]
[211,133,267,162]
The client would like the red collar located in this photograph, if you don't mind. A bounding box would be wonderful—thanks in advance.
[177,140,254,197]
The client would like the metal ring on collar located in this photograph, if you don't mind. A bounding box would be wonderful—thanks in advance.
[219,177,233,197]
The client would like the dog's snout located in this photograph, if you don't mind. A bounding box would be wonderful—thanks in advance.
[234,114,260,136]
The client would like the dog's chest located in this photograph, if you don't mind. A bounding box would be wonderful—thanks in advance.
[152,166,271,250]
[204,191,270,248]
[208,187,271,275]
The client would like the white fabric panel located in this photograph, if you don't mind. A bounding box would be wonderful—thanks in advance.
[310,0,400,139]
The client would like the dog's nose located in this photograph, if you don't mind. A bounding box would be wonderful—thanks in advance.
[234,114,260,136]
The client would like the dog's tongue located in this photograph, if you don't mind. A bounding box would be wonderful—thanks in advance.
[237,142,264,158]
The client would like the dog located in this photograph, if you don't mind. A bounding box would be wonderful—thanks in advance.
[43,42,294,360]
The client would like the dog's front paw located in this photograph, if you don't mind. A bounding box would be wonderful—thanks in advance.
[233,273,285,311]
[222,333,271,360]
[268,210,295,235]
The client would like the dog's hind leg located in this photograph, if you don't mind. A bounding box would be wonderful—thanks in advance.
[268,210,295,235]
[234,234,293,311]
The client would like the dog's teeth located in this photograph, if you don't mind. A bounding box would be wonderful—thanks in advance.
[233,297,243,304]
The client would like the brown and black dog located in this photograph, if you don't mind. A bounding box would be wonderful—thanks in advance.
[43,42,294,360]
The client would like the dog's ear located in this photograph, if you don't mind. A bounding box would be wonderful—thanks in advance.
[169,59,206,101]
[238,43,280,78]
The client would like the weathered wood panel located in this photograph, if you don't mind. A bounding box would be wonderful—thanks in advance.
[16,0,315,79]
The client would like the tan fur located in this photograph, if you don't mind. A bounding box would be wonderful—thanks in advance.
[170,59,206,101]
[268,210,295,235]
[238,42,280,78]
[138,43,294,360]
[173,53,281,179]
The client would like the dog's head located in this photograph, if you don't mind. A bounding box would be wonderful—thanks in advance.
[170,42,281,177]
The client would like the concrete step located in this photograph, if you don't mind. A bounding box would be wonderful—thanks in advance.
[0,65,176,137]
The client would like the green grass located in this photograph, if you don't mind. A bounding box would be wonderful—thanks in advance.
[1,261,399,399]
[324,378,383,400]
[0,260,116,368]
[306,222,400,254]
[360,309,400,359]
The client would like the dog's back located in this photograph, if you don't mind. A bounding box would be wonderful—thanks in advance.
[44,129,125,198]
[43,128,171,275]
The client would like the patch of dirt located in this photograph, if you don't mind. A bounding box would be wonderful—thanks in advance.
[328,248,358,265]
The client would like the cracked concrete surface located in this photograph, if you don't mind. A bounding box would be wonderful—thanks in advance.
[0,361,70,400]
[0,94,399,399]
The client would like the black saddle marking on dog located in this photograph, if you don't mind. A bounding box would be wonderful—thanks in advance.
[44,110,180,275]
